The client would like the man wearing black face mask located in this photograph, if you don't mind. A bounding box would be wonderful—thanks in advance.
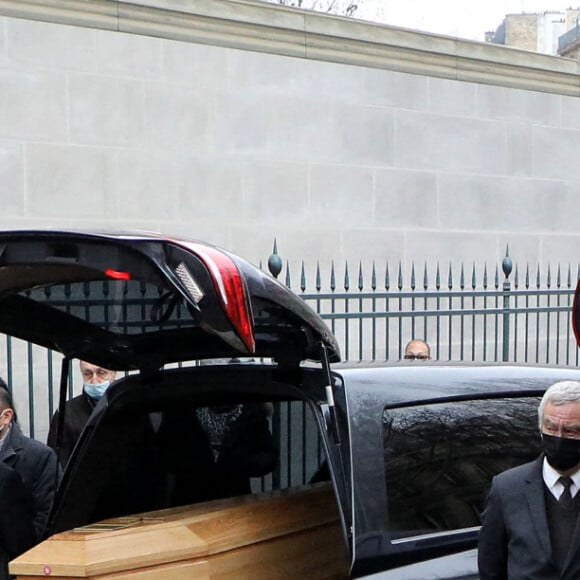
[479,380,580,579]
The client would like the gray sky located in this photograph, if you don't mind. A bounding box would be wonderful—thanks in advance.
[353,1,578,42]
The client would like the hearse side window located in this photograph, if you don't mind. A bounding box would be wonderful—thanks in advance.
[383,397,541,537]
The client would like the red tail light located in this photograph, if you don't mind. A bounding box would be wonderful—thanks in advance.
[104,268,131,280]
[178,243,255,353]
[573,278,580,348]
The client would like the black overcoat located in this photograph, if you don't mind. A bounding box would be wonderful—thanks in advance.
[46,392,95,468]
[0,424,59,540]
[0,462,36,580]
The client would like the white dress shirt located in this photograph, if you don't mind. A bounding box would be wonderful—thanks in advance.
[543,457,580,500]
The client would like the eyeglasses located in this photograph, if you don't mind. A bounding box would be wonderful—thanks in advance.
[404,354,429,360]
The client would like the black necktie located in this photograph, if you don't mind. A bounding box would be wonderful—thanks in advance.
[559,476,574,508]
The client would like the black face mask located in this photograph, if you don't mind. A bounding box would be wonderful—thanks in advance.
[542,433,580,471]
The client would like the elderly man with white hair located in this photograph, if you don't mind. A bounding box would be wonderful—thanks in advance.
[479,380,580,580]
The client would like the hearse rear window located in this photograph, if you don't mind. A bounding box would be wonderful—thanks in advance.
[21,280,196,333]
[383,397,541,537]
[20,282,301,335]
[49,374,329,534]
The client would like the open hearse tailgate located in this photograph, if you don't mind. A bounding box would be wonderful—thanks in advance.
[0,230,339,370]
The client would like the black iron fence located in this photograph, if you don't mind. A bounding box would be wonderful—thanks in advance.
[268,246,580,367]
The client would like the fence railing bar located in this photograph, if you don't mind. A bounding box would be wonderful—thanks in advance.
[311,305,575,321]
[300,288,576,301]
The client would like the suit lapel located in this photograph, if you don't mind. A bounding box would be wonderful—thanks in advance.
[523,457,552,557]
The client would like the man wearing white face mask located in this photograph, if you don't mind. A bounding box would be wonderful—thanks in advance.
[47,361,117,468]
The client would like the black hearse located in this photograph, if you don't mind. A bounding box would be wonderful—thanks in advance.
[1,230,579,579]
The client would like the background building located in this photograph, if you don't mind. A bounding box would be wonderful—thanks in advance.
[558,8,580,57]
[487,10,566,54]
[487,7,580,57]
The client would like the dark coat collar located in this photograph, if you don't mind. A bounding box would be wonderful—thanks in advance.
[0,422,24,463]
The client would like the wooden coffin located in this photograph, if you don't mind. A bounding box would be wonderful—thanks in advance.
[10,483,349,579]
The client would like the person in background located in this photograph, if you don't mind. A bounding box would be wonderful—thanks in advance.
[47,361,117,467]
[403,339,431,360]
[0,381,59,540]
[0,461,36,580]
[157,402,278,505]
[479,380,580,579]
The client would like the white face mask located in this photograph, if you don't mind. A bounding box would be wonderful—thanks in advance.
[83,380,110,400]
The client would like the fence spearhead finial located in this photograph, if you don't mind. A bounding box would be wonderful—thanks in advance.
[502,246,513,280]
[525,263,530,289]
[268,238,283,279]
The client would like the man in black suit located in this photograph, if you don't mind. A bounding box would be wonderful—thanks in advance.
[0,462,36,580]
[479,380,580,579]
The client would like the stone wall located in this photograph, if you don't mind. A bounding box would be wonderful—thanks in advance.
[0,0,579,278]
[2,0,580,438]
